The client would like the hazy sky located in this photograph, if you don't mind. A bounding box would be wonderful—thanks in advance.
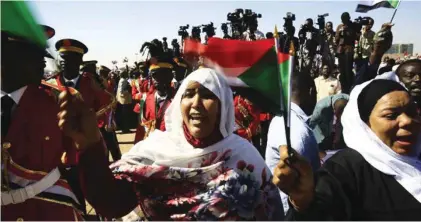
[30,0,421,70]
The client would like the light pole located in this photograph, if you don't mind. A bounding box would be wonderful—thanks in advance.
[135,53,138,62]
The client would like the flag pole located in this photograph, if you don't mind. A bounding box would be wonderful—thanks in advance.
[274,26,294,159]
[390,0,402,23]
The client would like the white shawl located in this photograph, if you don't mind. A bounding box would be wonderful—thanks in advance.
[114,68,282,220]
[341,79,421,203]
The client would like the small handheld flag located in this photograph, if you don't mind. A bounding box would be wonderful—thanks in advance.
[356,0,401,13]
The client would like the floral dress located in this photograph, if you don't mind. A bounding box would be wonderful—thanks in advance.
[110,137,283,221]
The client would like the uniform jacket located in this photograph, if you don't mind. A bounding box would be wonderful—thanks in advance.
[48,72,113,129]
[1,83,85,221]
[234,95,261,141]
[141,90,174,138]
[131,78,151,114]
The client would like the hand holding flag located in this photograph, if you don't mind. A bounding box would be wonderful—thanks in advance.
[184,36,295,158]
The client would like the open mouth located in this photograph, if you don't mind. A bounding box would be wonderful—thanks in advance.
[189,113,207,124]
[395,135,415,147]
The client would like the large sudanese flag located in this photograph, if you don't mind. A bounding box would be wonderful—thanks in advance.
[356,0,401,13]
[183,37,293,116]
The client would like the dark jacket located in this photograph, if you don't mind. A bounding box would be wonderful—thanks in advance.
[286,149,421,221]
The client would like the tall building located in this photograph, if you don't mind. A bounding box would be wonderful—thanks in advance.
[386,43,414,55]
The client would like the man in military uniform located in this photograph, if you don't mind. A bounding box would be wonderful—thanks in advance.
[99,65,116,96]
[1,24,104,220]
[47,38,114,214]
[232,87,262,150]
[98,65,121,161]
[134,40,176,142]
[131,64,150,143]
[48,39,114,136]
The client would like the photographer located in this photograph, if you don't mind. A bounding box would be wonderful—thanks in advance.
[355,17,375,73]
[279,26,299,55]
[335,12,358,94]
[298,18,320,73]
[322,21,336,68]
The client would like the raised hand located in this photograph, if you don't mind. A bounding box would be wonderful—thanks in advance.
[57,90,101,150]
[272,145,315,211]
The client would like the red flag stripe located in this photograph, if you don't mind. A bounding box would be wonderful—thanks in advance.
[184,38,275,68]
[278,52,290,64]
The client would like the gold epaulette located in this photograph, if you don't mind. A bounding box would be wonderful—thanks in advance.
[40,80,81,102]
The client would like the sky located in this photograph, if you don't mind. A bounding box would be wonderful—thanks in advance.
[30,0,421,70]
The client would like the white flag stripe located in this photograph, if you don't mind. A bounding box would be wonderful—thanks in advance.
[223,76,249,87]
[203,58,250,77]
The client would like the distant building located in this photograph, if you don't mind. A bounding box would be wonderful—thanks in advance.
[386,43,414,55]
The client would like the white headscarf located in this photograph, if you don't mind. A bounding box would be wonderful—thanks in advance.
[113,68,283,220]
[122,68,246,166]
[165,68,235,148]
[341,80,421,203]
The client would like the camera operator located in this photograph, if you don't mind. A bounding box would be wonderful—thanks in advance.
[335,12,358,94]
[322,21,337,68]
[227,9,244,40]
[355,17,375,73]
[298,18,320,73]
[202,22,216,44]
[279,26,299,59]
[242,22,265,41]
[278,13,299,61]
[242,9,264,41]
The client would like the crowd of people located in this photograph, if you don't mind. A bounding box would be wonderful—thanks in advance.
[1,4,421,221]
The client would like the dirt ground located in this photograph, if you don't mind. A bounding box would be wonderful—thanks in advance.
[86,130,136,217]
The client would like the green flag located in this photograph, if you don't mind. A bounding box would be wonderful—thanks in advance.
[1,1,46,48]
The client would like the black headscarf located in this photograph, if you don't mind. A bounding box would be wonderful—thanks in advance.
[358,79,408,123]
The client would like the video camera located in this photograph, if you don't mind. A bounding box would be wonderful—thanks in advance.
[227,8,243,23]
[354,16,372,32]
[178,25,190,39]
[283,12,296,36]
[354,16,371,26]
[202,22,216,38]
[191,26,202,42]
[227,9,245,39]
[317,13,329,31]
[243,9,262,31]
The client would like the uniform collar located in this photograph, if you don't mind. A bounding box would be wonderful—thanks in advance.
[63,74,80,85]
[0,86,28,105]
